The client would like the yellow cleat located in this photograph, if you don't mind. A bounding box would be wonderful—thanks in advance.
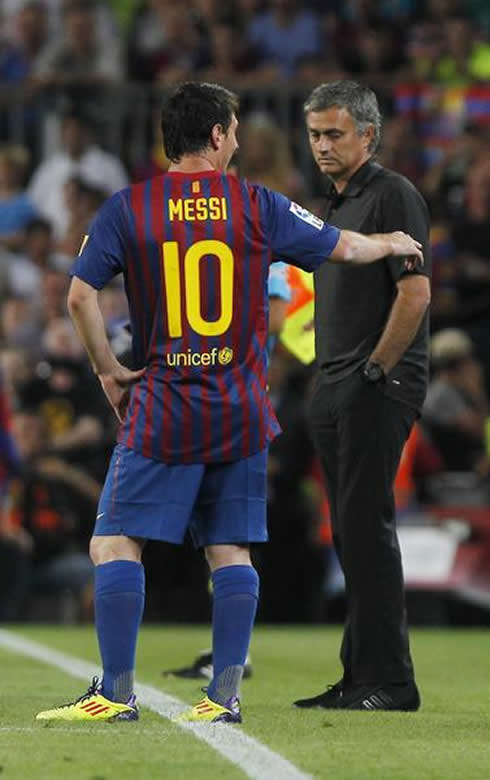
[36,677,138,722]
[174,694,241,724]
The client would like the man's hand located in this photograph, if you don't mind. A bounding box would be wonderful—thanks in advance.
[98,364,146,423]
[388,231,424,269]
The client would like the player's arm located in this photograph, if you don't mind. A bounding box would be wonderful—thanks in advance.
[68,278,145,423]
[330,230,423,266]
[67,193,145,423]
[261,189,423,270]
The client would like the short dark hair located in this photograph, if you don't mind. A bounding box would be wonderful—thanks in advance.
[304,80,382,154]
[25,217,52,236]
[161,82,239,163]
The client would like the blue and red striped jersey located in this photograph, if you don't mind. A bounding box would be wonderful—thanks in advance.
[71,172,340,463]
[0,371,20,493]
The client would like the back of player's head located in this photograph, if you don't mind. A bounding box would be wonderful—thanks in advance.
[161,82,239,163]
[304,80,382,154]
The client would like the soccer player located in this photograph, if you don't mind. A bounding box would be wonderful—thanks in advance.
[36,82,422,725]
[0,370,20,506]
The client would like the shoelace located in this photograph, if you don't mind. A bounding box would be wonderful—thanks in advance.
[325,682,344,697]
[59,676,101,709]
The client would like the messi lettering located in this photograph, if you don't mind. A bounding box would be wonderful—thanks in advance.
[168,196,228,222]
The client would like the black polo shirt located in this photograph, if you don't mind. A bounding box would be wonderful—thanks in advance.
[314,159,431,411]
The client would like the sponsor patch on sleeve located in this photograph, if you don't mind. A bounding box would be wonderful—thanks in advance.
[289,202,324,231]
[78,234,89,255]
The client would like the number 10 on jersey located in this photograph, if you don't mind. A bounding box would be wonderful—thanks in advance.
[162,239,234,338]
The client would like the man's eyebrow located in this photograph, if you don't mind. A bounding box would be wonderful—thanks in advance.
[308,127,344,134]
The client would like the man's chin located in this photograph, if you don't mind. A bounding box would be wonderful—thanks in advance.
[318,161,339,173]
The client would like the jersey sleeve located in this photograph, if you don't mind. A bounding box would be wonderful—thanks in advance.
[70,190,128,289]
[379,176,431,284]
[268,261,291,302]
[260,187,340,271]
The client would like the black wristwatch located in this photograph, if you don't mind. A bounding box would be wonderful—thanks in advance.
[362,360,385,383]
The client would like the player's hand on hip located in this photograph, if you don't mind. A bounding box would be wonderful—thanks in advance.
[389,232,424,268]
[98,365,146,424]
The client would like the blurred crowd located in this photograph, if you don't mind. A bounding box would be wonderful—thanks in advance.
[0,0,489,623]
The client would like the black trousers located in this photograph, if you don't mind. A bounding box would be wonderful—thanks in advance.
[309,369,418,685]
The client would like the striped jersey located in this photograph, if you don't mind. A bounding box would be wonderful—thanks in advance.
[71,171,340,463]
[0,371,20,494]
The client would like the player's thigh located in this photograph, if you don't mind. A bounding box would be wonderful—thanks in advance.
[190,448,268,548]
[95,443,205,544]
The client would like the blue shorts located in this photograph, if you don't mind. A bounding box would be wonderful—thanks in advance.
[94,443,268,548]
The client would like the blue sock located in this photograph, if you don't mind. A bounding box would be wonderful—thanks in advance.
[207,565,259,706]
[94,560,145,702]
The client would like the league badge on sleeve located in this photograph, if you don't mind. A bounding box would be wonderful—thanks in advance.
[78,234,89,255]
[289,202,324,231]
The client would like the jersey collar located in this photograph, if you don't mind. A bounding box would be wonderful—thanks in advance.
[325,159,383,201]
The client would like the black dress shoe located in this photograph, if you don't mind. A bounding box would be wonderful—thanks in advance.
[293,681,344,709]
[340,681,421,711]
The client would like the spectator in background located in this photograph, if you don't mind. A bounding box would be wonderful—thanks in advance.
[196,17,257,86]
[422,123,489,221]
[152,6,206,86]
[0,296,38,350]
[0,369,24,622]
[0,145,38,251]
[235,0,263,29]
[394,421,443,514]
[0,408,97,621]
[423,329,490,475]
[450,153,490,386]
[1,268,68,355]
[34,0,123,87]
[17,316,112,479]
[128,1,205,83]
[2,0,118,39]
[0,1,49,84]
[0,347,33,407]
[433,14,490,85]
[4,217,61,299]
[239,112,304,200]
[401,20,444,82]
[339,23,403,88]
[56,175,106,264]
[0,367,21,508]
[378,116,423,189]
[246,0,321,80]
[28,109,128,238]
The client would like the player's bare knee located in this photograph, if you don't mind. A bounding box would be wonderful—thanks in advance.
[90,535,143,565]
[205,544,251,572]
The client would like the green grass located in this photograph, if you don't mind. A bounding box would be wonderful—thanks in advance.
[0,626,489,779]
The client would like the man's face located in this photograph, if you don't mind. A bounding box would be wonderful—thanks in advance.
[306,107,372,180]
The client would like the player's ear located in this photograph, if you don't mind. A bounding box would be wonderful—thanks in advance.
[210,123,223,150]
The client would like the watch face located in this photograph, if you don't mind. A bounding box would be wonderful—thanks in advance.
[364,363,383,382]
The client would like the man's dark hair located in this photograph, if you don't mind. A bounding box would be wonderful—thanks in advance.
[161,82,239,163]
[304,80,382,154]
[25,217,52,236]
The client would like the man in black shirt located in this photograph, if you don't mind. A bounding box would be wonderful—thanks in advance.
[294,81,431,712]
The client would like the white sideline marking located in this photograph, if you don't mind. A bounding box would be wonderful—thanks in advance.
[0,630,312,780]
